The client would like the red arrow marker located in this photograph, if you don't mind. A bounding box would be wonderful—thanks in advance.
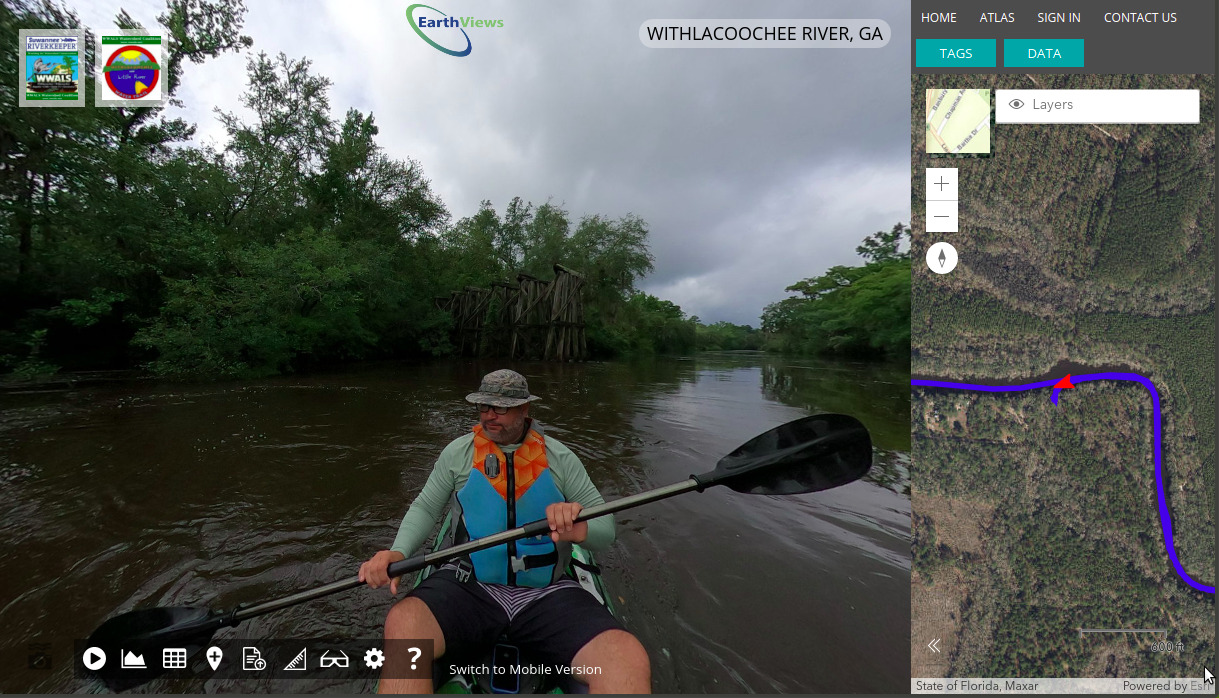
[1053,374,1075,390]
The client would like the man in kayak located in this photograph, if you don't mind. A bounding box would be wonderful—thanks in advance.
[359,369,651,693]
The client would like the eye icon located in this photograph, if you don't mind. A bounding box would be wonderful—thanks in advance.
[1008,99,1025,109]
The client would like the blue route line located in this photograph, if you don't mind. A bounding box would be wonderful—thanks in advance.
[912,372,1215,595]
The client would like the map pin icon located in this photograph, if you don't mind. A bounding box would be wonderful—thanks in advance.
[206,646,223,670]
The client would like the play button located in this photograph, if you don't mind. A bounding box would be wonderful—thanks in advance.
[84,647,106,671]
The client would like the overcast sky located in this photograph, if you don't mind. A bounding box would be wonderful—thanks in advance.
[75,0,911,326]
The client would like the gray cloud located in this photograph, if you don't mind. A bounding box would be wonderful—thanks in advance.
[76,0,911,326]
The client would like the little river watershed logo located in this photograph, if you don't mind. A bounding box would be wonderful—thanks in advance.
[406,4,502,57]
[103,45,159,98]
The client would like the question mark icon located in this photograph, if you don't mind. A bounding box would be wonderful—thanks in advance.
[408,647,422,670]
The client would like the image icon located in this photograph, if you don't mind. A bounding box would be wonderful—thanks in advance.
[95,33,166,106]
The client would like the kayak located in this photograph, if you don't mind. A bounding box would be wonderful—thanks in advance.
[384,511,618,694]
[431,543,614,694]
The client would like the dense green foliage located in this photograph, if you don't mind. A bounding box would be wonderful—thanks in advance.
[0,1,660,377]
[695,320,762,351]
[761,223,911,359]
[590,293,690,355]
[914,389,1213,678]
[2,0,906,378]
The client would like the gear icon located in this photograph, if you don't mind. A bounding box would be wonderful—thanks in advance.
[364,647,385,669]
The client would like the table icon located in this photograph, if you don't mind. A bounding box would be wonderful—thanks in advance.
[162,647,187,669]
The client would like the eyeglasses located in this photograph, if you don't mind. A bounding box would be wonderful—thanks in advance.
[477,404,509,415]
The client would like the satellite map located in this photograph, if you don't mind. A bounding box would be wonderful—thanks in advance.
[911,73,1216,678]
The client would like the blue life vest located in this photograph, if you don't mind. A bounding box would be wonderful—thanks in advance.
[449,423,569,587]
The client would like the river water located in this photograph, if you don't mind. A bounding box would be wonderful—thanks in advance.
[0,353,910,693]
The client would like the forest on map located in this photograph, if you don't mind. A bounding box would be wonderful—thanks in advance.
[910,71,1215,678]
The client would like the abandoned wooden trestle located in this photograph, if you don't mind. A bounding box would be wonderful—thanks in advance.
[437,264,587,361]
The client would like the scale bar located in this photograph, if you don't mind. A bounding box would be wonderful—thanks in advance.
[1077,628,1167,638]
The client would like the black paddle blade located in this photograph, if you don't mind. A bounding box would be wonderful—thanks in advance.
[85,606,223,691]
[698,413,872,495]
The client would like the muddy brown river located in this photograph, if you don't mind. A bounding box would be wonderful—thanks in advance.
[0,354,910,693]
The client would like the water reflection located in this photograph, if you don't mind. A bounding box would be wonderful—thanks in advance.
[0,354,909,694]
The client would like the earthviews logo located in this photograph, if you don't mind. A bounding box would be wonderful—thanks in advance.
[406,4,503,57]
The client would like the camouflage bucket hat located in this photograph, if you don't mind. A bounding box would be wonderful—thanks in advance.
[465,369,542,408]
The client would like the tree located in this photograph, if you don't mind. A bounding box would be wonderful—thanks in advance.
[0,0,252,375]
[134,51,448,377]
[856,221,911,263]
[437,199,656,357]
[761,223,910,359]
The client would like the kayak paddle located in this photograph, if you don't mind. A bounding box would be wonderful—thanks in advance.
[85,413,871,690]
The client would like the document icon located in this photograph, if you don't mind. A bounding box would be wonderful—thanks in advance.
[242,647,266,670]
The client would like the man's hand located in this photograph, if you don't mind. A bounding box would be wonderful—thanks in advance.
[546,502,588,544]
[359,549,407,594]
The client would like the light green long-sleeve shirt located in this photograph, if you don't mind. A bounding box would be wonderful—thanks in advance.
[390,427,615,558]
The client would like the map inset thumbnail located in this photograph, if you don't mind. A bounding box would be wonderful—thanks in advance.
[926,89,991,154]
